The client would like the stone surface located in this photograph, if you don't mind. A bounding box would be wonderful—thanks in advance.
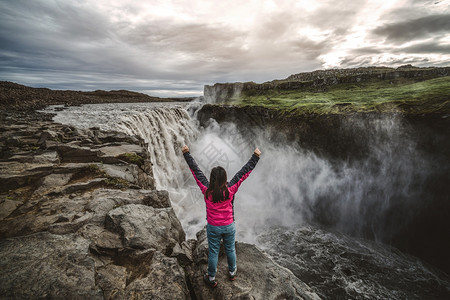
[124,251,191,300]
[0,111,193,299]
[143,189,171,208]
[0,232,103,299]
[105,204,185,253]
[187,228,321,300]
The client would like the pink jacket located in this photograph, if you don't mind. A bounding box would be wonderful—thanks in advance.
[183,152,259,226]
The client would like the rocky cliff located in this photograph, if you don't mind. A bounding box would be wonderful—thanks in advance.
[0,109,320,299]
[197,103,450,277]
[204,65,450,103]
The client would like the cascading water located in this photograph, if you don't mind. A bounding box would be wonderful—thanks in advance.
[45,101,450,299]
[47,102,435,244]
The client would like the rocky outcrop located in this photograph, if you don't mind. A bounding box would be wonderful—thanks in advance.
[186,228,321,300]
[0,81,194,110]
[0,110,193,299]
[0,110,319,299]
[204,65,450,102]
[197,103,450,162]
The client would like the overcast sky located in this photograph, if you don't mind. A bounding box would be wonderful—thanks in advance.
[0,0,449,97]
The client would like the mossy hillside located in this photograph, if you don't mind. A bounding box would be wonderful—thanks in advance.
[226,77,450,115]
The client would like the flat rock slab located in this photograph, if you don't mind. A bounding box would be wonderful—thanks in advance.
[0,232,103,299]
[98,144,144,157]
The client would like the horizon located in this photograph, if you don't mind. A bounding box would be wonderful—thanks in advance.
[1,0,449,97]
[5,64,446,99]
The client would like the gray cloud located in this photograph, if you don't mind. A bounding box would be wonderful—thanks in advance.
[0,0,448,96]
[373,14,450,43]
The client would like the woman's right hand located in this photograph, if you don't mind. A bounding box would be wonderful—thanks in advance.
[182,145,189,153]
[254,147,261,157]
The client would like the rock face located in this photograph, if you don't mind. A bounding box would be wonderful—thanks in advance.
[0,109,319,299]
[0,232,103,299]
[186,228,321,300]
[105,204,185,252]
[197,103,450,277]
[258,225,450,299]
[0,110,192,299]
[204,65,450,102]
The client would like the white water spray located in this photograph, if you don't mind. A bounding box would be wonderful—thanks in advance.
[46,102,429,244]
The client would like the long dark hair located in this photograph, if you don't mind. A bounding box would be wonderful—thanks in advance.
[206,166,229,203]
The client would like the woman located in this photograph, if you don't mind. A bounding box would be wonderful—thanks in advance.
[182,145,261,287]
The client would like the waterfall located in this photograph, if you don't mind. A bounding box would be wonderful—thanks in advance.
[114,106,199,189]
[46,102,433,244]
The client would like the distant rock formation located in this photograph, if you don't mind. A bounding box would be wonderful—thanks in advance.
[204,65,450,103]
[0,81,194,110]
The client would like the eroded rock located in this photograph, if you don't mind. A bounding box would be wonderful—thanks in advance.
[187,228,321,300]
[124,251,191,300]
[105,204,185,253]
[0,232,103,299]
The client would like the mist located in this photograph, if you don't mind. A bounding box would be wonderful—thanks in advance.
[46,102,431,248]
[172,109,429,247]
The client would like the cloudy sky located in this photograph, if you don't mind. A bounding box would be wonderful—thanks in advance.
[0,0,449,97]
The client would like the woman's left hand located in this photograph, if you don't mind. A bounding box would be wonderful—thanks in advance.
[182,145,189,153]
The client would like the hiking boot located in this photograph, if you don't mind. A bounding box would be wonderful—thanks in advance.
[229,267,237,281]
[203,273,218,288]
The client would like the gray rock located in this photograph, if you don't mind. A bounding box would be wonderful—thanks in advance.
[171,239,196,266]
[105,204,185,253]
[48,211,94,234]
[32,150,60,163]
[0,232,103,299]
[86,189,152,224]
[95,264,128,299]
[33,172,72,195]
[56,144,102,163]
[143,189,171,208]
[124,251,191,300]
[98,144,144,158]
[0,198,21,221]
[0,192,93,238]
[38,129,58,145]
[187,228,321,300]
[100,163,153,189]
[78,224,123,255]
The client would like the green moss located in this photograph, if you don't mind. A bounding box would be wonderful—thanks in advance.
[228,77,450,115]
[87,164,103,174]
[105,177,129,188]
[116,153,145,167]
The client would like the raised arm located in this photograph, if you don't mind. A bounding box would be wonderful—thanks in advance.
[182,145,209,194]
[228,148,261,193]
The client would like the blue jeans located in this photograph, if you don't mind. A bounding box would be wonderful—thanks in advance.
[206,222,236,278]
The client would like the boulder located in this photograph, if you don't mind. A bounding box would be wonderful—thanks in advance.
[105,204,185,253]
